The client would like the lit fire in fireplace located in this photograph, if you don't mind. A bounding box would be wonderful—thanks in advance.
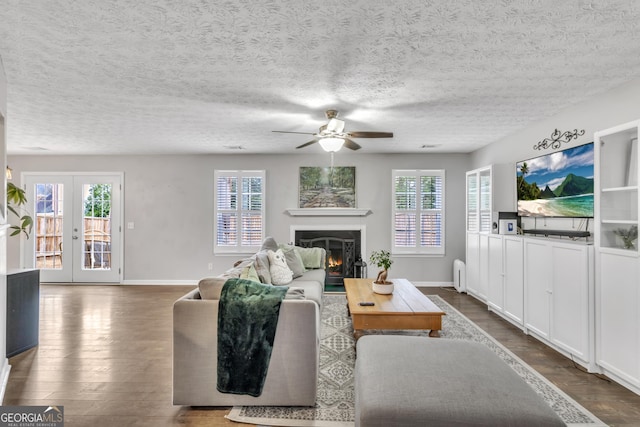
[327,254,343,276]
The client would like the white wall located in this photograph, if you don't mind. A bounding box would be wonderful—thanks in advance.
[470,76,640,232]
[0,55,10,402]
[7,152,470,284]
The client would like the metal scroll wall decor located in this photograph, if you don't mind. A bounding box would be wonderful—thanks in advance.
[533,128,586,151]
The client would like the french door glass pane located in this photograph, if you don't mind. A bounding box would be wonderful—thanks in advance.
[35,183,64,270]
[82,184,112,270]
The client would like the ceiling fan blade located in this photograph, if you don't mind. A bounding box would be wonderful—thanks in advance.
[296,139,319,149]
[347,131,394,138]
[273,130,316,135]
[343,138,361,151]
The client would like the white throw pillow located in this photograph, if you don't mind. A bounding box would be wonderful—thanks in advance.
[268,249,294,285]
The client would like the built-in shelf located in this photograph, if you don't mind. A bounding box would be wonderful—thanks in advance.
[601,219,639,225]
[602,186,638,193]
[285,208,372,217]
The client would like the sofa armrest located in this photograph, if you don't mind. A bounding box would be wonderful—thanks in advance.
[173,292,319,406]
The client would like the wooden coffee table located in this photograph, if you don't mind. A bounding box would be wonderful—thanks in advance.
[344,278,445,340]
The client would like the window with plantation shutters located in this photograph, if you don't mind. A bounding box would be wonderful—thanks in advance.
[214,170,265,253]
[392,170,445,255]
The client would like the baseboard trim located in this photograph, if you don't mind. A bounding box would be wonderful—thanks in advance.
[121,280,198,286]
[119,280,453,287]
[413,281,454,288]
[0,359,11,404]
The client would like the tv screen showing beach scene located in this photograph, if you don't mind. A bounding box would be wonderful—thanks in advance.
[516,143,594,217]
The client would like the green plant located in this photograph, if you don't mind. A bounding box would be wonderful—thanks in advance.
[370,250,393,284]
[614,225,638,250]
[6,182,33,238]
[84,183,111,217]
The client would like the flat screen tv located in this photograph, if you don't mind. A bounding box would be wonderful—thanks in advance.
[516,142,594,218]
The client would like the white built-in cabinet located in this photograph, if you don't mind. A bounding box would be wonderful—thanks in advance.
[465,164,595,371]
[466,166,492,301]
[595,120,640,394]
[487,235,504,313]
[524,238,594,369]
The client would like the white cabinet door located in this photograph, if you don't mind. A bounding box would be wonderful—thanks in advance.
[477,234,489,302]
[503,236,524,326]
[598,251,640,386]
[551,244,591,362]
[466,232,480,296]
[487,235,504,312]
[524,239,551,340]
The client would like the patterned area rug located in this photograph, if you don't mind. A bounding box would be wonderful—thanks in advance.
[226,294,607,427]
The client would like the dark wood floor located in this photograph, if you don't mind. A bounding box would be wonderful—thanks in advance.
[5,285,640,426]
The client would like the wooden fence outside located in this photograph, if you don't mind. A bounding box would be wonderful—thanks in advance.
[35,215,111,269]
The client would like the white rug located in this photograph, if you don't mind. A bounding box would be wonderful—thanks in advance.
[226,294,607,427]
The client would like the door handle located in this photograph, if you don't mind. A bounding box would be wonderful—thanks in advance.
[72,236,79,240]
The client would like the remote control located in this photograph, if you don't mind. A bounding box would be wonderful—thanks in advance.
[359,301,375,306]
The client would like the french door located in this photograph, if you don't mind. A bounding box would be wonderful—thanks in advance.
[22,173,122,283]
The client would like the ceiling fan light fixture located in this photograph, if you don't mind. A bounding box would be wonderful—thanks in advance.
[327,118,345,133]
[319,137,344,152]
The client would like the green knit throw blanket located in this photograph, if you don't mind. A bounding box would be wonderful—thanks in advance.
[216,278,288,397]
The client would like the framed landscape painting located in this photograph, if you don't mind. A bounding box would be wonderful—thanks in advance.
[299,166,356,208]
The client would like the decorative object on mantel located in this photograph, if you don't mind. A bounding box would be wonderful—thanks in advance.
[298,166,356,208]
[613,225,638,250]
[370,249,394,294]
[533,128,586,151]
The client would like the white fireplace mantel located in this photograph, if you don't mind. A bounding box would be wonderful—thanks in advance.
[285,208,371,217]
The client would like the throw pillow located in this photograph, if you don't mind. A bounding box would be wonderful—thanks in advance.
[224,257,253,278]
[253,250,272,284]
[267,249,293,285]
[261,236,279,252]
[296,246,325,269]
[281,246,305,279]
[240,262,260,283]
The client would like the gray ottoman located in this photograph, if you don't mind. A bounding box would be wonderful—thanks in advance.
[355,336,565,427]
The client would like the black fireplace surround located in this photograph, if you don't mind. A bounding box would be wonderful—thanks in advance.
[295,229,362,288]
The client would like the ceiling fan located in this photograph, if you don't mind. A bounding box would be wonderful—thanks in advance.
[272,109,393,152]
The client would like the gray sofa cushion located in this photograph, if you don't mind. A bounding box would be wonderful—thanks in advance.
[355,336,565,427]
[289,280,322,306]
[199,277,305,301]
[297,268,325,284]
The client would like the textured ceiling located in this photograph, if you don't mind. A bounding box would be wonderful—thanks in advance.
[1,0,640,155]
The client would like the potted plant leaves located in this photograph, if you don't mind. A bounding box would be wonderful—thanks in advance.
[370,249,394,294]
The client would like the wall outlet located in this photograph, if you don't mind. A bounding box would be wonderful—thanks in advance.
[208,263,213,270]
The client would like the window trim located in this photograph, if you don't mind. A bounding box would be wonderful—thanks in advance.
[391,169,445,256]
[213,170,266,255]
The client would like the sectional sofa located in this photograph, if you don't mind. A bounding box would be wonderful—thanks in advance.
[172,237,326,406]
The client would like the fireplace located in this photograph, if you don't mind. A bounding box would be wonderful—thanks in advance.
[294,228,364,289]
